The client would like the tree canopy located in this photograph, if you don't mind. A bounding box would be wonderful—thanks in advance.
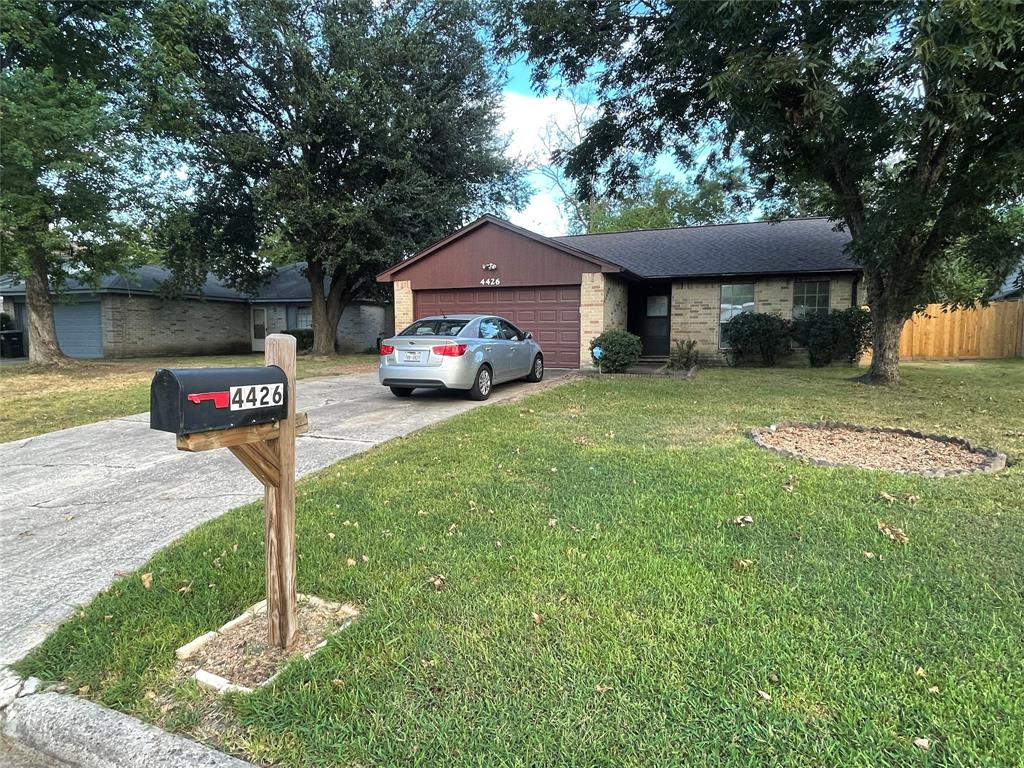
[154,0,525,353]
[1,1,150,362]
[587,169,755,234]
[501,0,1024,384]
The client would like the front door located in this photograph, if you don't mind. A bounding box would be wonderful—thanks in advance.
[251,307,267,352]
[642,294,671,356]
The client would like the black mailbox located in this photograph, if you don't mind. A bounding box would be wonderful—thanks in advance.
[150,367,289,436]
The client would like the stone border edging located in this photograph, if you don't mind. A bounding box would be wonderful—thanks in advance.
[749,421,1007,477]
[1,669,255,768]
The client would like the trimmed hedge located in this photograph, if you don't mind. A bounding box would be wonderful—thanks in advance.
[283,328,314,352]
[792,307,873,367]
[590,329,643,372]
[721,312,792,366]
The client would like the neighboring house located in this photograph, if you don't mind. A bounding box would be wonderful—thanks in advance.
[377,214,861,368]
[0,264,391,359]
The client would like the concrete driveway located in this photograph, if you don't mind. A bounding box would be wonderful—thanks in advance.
[0,369,571,665]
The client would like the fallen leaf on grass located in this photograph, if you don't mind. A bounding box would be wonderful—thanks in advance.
[863,551,876,559]
[731,515,754,527]
[78,685,90,695]
[733,559,754,570]
[595,684,612,694]
[140,573,153,589]
[915,666,927,678]
[547,518,558,528]
[177,583,192,595]
[756,690,772,702]
[878,521,909,545]
[913,737,931,751]
[420,658,436,669]
[428,575,446,591]
[928,685,939,694]
[346,558,357,567]
[532,612,542,626]
[361,555,369,563]
[905,494,921,505]
[327,532,335,540]
[878,491,897,504]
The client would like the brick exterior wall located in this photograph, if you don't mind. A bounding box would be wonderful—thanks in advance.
[102,295,250,357]
[603,275,628,331]
[393,280,413,334]
[335,302,393,352]
[670,275,858,361]
[579,272,605,367]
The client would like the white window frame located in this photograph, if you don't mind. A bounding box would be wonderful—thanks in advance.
[792,280,831,320]
[719,283,756,349]
[295,306,313,330]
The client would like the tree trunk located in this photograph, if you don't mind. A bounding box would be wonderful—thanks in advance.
[306,260,351,356]
[863,299,905,386]
[24,251,68,365]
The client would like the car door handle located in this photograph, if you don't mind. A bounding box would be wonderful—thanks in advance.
[484,346,492,351]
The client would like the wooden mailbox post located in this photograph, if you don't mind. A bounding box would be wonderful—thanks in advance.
[150,334,306,648]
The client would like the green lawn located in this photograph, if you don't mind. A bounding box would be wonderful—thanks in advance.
[0,352,375,443]
[18,361,1024,766]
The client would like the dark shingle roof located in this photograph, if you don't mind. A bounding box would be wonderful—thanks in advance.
[553,218,857,278]
[0,264,244,301]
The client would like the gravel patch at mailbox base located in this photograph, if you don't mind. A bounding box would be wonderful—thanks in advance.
[751,422,1007,476]
[176,595,358,691]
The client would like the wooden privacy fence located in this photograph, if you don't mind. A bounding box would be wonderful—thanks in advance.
[898,300,1024,360]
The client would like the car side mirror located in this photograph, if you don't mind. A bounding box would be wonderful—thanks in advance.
[524,331,533,340]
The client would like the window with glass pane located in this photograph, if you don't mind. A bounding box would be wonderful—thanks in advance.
[792,280,831,319]
[296,307,313,329]
[719,283,755,348]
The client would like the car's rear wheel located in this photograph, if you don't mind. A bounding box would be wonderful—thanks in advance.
[390,386,414,397]
[468,365,493,401]
[526,354,544,382]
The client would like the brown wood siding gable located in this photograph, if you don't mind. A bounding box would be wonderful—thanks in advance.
[385,221,606,291]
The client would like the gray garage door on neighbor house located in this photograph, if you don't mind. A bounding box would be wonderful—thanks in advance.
[53,302,103,358]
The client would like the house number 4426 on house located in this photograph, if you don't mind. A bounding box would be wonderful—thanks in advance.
[480,277,501,286]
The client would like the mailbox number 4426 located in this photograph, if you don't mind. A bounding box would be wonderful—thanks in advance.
[229,383,284,411]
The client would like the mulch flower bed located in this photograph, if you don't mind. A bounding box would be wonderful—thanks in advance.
[750,422,1006,476]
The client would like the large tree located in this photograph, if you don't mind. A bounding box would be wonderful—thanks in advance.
[154,0,524,355]
[501,0,1024,384]
[1,1,147,363]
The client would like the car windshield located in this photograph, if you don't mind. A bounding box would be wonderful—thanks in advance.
[399,318,468,337]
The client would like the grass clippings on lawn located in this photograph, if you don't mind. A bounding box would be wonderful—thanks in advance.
[16,361,1024,767]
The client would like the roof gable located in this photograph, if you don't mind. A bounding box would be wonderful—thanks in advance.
[377,215,623,282]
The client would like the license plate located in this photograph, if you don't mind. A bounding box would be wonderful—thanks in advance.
[403,351,422,362]
[229,383,284,411]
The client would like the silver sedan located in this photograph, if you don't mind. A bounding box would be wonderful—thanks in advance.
[379,315,545,400]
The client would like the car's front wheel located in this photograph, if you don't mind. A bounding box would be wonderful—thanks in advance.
[390,386,414,397]
[468,365,493,401]
[526,354,544,382]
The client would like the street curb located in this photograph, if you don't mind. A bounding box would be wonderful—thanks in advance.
[2,679,255,768]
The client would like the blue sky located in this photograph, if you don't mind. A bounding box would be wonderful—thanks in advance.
[498,57,691,235]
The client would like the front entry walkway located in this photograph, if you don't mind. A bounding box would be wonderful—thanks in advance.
[0,370,571,665]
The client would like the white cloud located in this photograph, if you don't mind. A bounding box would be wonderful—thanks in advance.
[506,178,566,237]
[498,90,584,236]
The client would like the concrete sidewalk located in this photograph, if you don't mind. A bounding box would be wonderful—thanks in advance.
[1,370,570,666]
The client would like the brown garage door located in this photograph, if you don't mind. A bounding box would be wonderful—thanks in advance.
[414,286,581,368]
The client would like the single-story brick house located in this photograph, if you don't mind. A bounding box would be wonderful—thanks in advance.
[0,264,391,359]
[377,214,861,368]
